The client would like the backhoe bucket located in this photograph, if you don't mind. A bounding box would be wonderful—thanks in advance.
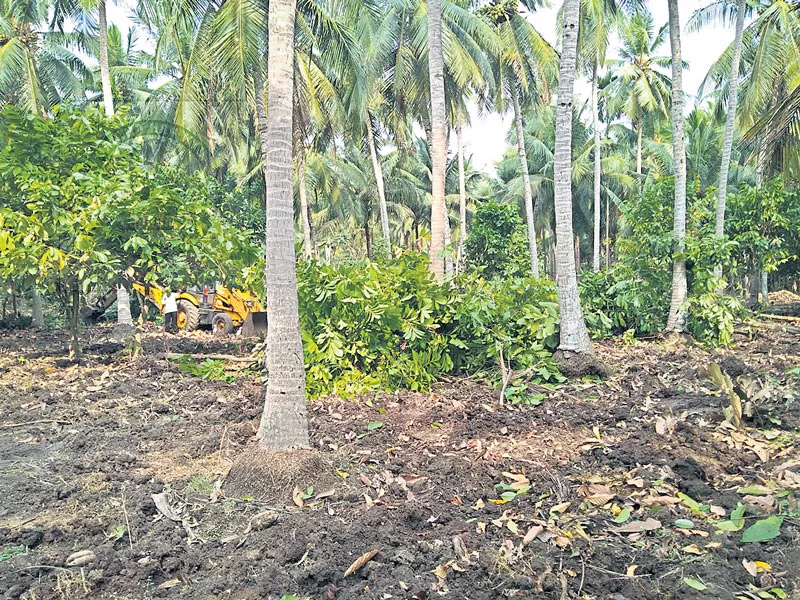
[240,311,267,337]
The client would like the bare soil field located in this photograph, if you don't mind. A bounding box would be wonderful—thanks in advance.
[1,324,798,600]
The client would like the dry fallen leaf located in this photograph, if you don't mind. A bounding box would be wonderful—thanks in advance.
[611,518,662,534]
[66,550,96,567]
[476,522,486,534]
[452,536,469,562]
[473,498,485,510]
[626,564,638,577]
[522,525,544,547]
[550,501,571,514]
[743,559,758,577]
[157,578,181,590]
[743,495,776,512]
[506,520,519,534]
[640,495,681,506]
[432,564,448,580]
[554,536,571,548]
[292,486,305,508]
[152,492,181,521]
[682,544,704,555]
[344,549,380,577]
[705,542,722,550]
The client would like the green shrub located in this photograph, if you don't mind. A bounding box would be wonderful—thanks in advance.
[297,252,561,398]
[686,284,746,347]
[465,201,530,279]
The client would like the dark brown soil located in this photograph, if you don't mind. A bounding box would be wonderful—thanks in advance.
[1,325,799,600]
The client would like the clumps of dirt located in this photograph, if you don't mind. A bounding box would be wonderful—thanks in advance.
[553,349,610,378]
[1,324,799,600]
[225,447,341,503]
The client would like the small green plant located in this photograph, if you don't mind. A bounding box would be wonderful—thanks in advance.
[108,525,126,541]
[176,356,235,382]
[0,545,27,562]
[185,474,215,495]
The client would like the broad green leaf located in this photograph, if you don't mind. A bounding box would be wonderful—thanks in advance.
[367,421,383,431]
[614,507,632,523]
[683,577,707,591]
[741,516,783,543]
[738,485,771,496]
[675,519,695,529]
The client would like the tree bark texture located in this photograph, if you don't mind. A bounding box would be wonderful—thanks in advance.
[592,59,602,273]
[296,146,313,258]
[553,0,592,352]
[98,0,114,117]
[456,124,467,274]
[714,0,746,280]
[254,71,270,198]
[366,110,391,244]
[31,289,43,328]
[512,89,540,278]
[257,0,310,451]
[116,285,133,326]
[636,116,643,176]
[666,0,688,332]
[427,0,447,278]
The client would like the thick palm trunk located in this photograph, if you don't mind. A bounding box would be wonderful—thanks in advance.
[69,286,80,360]
[714,0,746,280]
[112,284,135,339]
[636,116,643,176]
[427,0,447,278]
[257,0,310,451]
[98,0,114,117]
[666,0,688,332]
[512,89,540,278]
[456,124,467,274]
[591,60,602,273]
[605,193,611,268]
[366,110,391,244]
[443,196,453,277]
[254,71,270,196]
[296,146,313,258]
[755,140,769,304]
[31,288,43,328]
[553,0,592,353]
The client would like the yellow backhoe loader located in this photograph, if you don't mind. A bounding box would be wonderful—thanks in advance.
[83,281,267,336]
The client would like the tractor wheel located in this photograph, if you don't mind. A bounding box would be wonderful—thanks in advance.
[177,300,200,332]
[212,312,235,335]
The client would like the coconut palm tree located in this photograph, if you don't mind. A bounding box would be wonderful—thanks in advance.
[579,0,641,272]
[553,0,592,353]
[697,0,800,299]
[666,0,688,333]
[428,0,447,278]
[0,0,90,113]
[609,10,671,178]
[50,0,116,116]
[257,0,310,450]
[479,0,557,278]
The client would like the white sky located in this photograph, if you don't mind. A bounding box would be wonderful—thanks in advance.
[107,0,736,174]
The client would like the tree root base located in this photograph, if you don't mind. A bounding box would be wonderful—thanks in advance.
[224,446,339,503]
[554,349,610,379]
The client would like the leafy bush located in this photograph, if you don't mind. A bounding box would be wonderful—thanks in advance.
[686,284,746,347]
[579,267,667,337]
[297,253,561,398]
[582,177,744,344]
[465,201,530,279]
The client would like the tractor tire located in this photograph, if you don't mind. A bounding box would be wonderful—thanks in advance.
[212,312,235,335]
[177,299,200,332]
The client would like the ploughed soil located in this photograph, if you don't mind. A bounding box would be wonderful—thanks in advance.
[1,324,799,600]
